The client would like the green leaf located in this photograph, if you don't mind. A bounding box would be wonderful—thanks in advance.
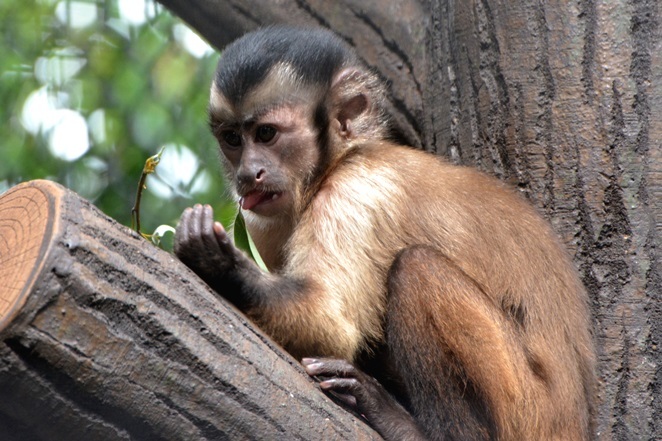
[151,224,176,246]
[234,211,269,272]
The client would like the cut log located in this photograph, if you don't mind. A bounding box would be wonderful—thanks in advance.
[0,179,379,441]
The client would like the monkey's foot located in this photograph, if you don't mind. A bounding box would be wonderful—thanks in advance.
[302,358,426,441]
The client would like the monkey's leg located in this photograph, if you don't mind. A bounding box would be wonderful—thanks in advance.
[386,245,541,441]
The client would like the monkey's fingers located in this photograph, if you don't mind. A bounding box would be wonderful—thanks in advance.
[302,357,359,378]
[174,206,201,257]
[173,206,192,251]
[320,380,360,409]
[318,377,362,394]
[303,357,412,424]
[189,204,204,238]
[197,204,223,252]
[311,368,387,424]
[302,359,361,410]
[185,205,212,253]
[212,221,228,240]
[174,205,222,263]
[200,204,215,238]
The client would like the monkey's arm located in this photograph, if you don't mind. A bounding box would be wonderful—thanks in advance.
[174,203,384,361]
[173,204,303,311]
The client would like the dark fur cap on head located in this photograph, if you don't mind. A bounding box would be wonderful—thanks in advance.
[214,26,363,104]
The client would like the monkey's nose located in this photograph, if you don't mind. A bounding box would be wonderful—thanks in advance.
[255,169,266,182]
[237,167,267,187]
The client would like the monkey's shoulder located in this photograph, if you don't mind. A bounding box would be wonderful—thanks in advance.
[331,142,520,204]
[314,141,552,240]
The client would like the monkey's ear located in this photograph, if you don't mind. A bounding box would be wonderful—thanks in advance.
[330,68,371,138]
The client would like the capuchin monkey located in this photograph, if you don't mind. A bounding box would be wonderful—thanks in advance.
[174,26,596,441]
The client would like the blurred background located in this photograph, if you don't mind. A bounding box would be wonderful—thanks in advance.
[0,0,236,241]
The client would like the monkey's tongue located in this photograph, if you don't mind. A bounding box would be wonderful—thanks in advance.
[240,191,281,211]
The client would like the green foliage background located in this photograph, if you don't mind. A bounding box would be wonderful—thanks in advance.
[0,0,235,238]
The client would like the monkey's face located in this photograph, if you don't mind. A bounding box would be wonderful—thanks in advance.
[209,82,321,219]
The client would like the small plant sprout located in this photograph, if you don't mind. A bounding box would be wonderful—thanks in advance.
[131,146,175,245]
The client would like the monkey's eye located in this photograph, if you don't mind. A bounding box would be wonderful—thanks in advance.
[255,125,277,143]
[222,130,242,148]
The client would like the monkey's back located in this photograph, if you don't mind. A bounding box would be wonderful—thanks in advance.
[295,141,595,436]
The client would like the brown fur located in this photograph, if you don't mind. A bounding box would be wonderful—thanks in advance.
[245,142,595,440]
[179,31,596,440]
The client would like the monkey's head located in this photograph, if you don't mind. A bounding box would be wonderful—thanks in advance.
[208,26,388,219]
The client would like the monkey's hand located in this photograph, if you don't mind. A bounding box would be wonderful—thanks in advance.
[302,358,427,441]
[174,204,259,306]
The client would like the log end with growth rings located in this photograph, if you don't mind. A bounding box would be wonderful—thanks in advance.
[0,180,61,332]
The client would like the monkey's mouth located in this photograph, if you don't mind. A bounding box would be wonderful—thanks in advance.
[239,190,283,211]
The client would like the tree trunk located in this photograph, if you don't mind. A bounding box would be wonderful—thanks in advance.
[158,0,661,439]
[0,180,379,441]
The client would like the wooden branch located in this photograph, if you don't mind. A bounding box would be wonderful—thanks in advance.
[0,179,379,441]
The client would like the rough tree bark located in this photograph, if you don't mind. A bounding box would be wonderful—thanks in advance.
[157,0,661,440]
[0,180,379,440]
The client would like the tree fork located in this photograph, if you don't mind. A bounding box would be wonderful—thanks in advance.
[0,179,379,441]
